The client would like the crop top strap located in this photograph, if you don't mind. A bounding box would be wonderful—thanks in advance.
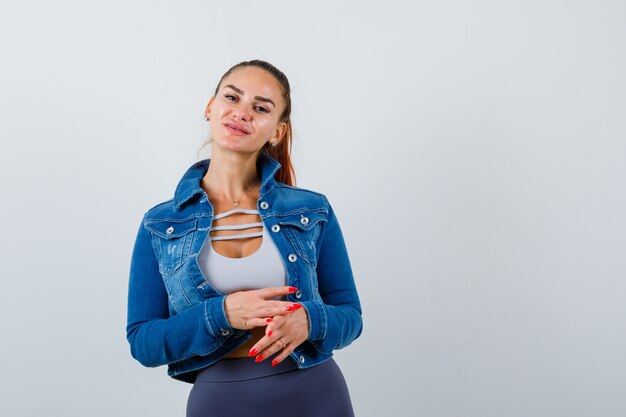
[210,231,263,241]
[213,208,259,220]
[211,222,264,231]
[210,207,263,241]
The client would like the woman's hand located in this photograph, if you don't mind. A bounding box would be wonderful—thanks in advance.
[224,286,300,330]
[248,306,310,366]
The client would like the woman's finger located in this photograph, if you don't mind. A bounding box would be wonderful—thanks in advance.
[255,286,298,300]
[266,314,287,336]
[250,308,309,359]
[269,341,297,367]
[247,315,286,357]
[264,315,285,338]
[253,336,290,363]
[245,317,276,329]
[258,303,302,318]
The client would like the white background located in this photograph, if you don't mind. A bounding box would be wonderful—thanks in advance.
[1,1,625,416]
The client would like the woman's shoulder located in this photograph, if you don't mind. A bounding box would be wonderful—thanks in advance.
[140,197,180,222]
[269,183,332,217]
[273,182,329,204]
[274,182,326,197]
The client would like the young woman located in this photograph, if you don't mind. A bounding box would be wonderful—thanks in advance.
[126,59,363,416]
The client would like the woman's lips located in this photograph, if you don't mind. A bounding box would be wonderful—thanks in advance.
[224,122,250,136]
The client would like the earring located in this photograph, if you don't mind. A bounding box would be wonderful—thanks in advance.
[270,141,277,147]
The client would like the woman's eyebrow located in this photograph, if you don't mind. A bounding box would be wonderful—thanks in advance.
[223,84,276,107]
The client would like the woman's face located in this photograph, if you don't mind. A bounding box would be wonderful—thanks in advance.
[205,66,286,156]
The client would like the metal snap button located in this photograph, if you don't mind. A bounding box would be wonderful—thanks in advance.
[295,290,302,299]
[166,226,174,235]
[300,215,309,225]
[288,254,297,262]
[260,201,269,209]
[271,224,280,233]
[299,355,305,363]
[220,329,230,336]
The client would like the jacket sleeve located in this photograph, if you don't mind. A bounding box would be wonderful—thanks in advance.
[125,214,234,367]
[300,195,363,354]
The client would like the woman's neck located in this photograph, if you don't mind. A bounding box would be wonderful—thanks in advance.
[201,148,261,200]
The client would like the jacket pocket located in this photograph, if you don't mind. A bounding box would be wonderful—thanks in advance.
[276,211,326,267]
[145,217,198,276]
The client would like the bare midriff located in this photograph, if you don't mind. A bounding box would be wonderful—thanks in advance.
[224,327,266,358]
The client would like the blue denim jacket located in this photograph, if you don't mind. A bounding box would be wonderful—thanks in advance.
[126,152,363,384]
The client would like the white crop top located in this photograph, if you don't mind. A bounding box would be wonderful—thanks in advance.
[197,207,287,294]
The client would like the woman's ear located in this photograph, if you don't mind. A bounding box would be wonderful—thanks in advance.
[205,96,215,120]
[272,121,287,143]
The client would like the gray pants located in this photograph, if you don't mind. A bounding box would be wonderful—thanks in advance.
[186,357,355,417]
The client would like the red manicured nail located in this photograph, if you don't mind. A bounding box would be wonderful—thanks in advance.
[271,359,279,367]
[255,354,265,362]
[266,318,272,323]
[288,286,298,293]
[249,348,257,357]
[268,330,273,337]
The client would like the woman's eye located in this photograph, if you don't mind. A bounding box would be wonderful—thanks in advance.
[223,94,268,113]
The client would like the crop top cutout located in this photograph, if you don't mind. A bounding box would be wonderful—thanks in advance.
[197,207,288,295]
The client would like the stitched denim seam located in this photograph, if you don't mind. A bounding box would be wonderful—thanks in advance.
[266,207,327,218]
[318,299,328,342]
[145,215,204,223]
[204,300,218,339]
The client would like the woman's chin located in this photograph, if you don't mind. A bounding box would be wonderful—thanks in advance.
[213,140,260,156]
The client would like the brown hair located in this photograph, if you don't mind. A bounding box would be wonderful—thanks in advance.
[198,59,296,186]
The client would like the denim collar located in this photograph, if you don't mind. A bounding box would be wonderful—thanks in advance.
[173,152,282,211]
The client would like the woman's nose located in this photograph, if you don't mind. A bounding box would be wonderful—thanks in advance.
[233,104,251,121]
